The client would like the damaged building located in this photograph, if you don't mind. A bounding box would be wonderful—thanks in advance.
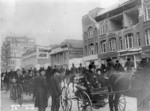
[82,0,150,68]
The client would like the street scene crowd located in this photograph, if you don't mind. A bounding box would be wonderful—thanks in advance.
[1,56,150,111]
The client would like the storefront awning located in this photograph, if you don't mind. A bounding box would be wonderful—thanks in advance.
[118,48,142,56]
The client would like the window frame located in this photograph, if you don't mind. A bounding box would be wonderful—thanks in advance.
[125,33,134,49]
[109,38,116,52]
[89,44,94,55]
[146,3,150,20]
[136,32,141,47]
[101,40,106,53]
[119,37,123,50]
[99,21,107,35]
[88,27,93,38]
[145,28,150,46]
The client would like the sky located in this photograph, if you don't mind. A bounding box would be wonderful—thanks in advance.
[0,0,119,46]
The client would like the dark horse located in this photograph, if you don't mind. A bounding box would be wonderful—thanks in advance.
[108,72,131,111]
[108,60,150,111]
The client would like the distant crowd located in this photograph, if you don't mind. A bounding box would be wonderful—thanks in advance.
[1,57,150,92]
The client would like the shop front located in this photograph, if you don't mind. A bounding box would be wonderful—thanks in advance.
[83,55,99,68]
[118,48,142,68]
[142,45,150,61]
[98,52,118,64]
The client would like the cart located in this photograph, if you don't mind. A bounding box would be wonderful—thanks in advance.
[61,74,126,111]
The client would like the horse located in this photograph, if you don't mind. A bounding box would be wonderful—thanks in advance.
[107,60,150,111]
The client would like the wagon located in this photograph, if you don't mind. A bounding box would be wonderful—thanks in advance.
[61,74,126,111]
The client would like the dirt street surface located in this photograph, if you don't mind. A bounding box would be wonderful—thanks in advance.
[1,90,137,111]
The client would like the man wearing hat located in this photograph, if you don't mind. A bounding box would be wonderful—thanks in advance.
[124,57,134,73]
[34,69,48,111]
[48,69,61,111]
[85,63,98,88]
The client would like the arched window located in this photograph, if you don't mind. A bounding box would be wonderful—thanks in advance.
[125,33,134,49]
[109,38,116,52]
[145,28,150,46]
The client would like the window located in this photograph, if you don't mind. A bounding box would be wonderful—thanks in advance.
[95,43,98,54]
[137,32,141,46]
[94,28,98,38]
[64,52,66,60]
[145,29,150,46]
[125,33,134,49]
[89,44,94,55]
[109,38,116,52]
[146,3,150,20]
[88,27,93,38]
[119,37,123,50]
[99,24,107,35]
[85,46,87,56]
[84,32,87,39]
[101,40,106,53]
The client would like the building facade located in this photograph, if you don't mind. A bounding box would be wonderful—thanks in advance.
[50,39,83,68]
[82,0,150,68]
[22,45,51,69]
[1,36,36,71]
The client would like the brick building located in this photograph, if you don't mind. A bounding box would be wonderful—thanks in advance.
[50,39,83,68]
[1,36,36,71]
[82,0,150,68]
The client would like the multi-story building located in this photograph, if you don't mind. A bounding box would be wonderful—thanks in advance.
[82,0,150,68]
[22,45,51,69]
[50,39,83,68]
[1,36,36,71]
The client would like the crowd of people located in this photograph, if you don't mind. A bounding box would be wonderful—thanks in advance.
[1,57,150,111]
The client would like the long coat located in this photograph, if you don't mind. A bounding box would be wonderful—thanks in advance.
[34,75,48,108]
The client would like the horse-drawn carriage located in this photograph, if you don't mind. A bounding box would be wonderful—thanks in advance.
[60,72,133,111]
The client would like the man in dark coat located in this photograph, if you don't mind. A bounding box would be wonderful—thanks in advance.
[114,60,124,72]
[85,64,98,88]
[70,63,77,74]
[100,63,107,74]
[78,63,83,74]
[34,69,48,111]
[124,58,134,73]
[48,70,61,111]
[106,58,115,77]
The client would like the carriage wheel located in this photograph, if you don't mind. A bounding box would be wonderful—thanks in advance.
[118,95,126,111]
[17,84,23,105]
[61,86,72,111]
[77,91,92,111]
